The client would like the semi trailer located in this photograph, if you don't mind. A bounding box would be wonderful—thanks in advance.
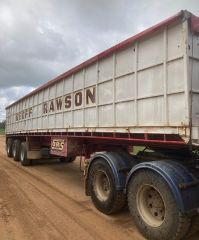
[5,10,199,240]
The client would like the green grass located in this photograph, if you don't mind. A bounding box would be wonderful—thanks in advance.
[132,146,154,155]
[0,128,5,135]
[133,146,145,154]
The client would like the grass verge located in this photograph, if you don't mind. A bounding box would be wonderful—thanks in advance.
[0,128,5,135]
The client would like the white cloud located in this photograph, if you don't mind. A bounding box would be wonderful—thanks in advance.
[0,86,35,121]
[0,5,14,26]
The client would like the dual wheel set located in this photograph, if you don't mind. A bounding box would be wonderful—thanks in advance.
[6,138,30,166]
[87,158,198,240]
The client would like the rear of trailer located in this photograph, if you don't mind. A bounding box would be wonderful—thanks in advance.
[5,10,199,240]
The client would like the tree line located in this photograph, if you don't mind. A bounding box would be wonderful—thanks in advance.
[0,120,5,129]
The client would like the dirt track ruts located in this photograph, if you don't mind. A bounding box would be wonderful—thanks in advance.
[0,136,198,240]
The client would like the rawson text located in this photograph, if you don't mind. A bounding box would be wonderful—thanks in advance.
[43,86,96,114]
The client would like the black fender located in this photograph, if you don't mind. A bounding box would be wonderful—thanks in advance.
[126,160,199,214]
[85,151,137,196]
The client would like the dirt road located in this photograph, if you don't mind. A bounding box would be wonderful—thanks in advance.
[0,136,198,240]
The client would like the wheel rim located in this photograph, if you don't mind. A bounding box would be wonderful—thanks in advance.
[136,184,165,227]
[13,144,16,157]
[93,170,111,202]
[7,145,10,154]
[7,143,11,155]
[20,147,25,162]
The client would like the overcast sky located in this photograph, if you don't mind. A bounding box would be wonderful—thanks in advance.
[0,0,199,121]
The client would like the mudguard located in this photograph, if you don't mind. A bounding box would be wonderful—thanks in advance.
[126,160,199,214]
[85,152,137,195]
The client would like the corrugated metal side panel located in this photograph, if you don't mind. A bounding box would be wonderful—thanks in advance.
[6,19,189,136]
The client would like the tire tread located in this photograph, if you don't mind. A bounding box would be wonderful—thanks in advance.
[89,158,126,215]
[127,170,191,240]
[186,214,199,238]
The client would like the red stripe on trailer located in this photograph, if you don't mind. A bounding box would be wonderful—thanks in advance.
[5,132,187,148]
[191,14,199,33]
[69,135,187,146]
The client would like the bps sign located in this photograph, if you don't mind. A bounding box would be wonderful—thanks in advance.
[51,139,65,150]
[51,137,67,157]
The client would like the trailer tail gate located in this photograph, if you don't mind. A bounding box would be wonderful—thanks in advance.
[190,14,199,144]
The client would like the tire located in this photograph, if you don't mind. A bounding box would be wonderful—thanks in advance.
[20,142,31,166]
[12,139,21,161]
[127,170,191,240]
[186,214,199,237]
[6,138,13,157]
[89,158,126,215]
[60,156,75,163]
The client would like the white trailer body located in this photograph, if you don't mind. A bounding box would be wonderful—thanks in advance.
[5,11,199,146]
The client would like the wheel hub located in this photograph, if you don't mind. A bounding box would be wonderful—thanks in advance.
[136,184,165,227]
[13,146,16,157]
[20,149,24,161]
[93,170,111,202]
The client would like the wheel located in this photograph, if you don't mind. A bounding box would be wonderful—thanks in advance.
[128,170,191,240]
[186,214,199,237]
[89,158,126,215]
[12,139,21,161]
[6,138,13,157]
[20,142,31,166]
[60,156,75,163]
